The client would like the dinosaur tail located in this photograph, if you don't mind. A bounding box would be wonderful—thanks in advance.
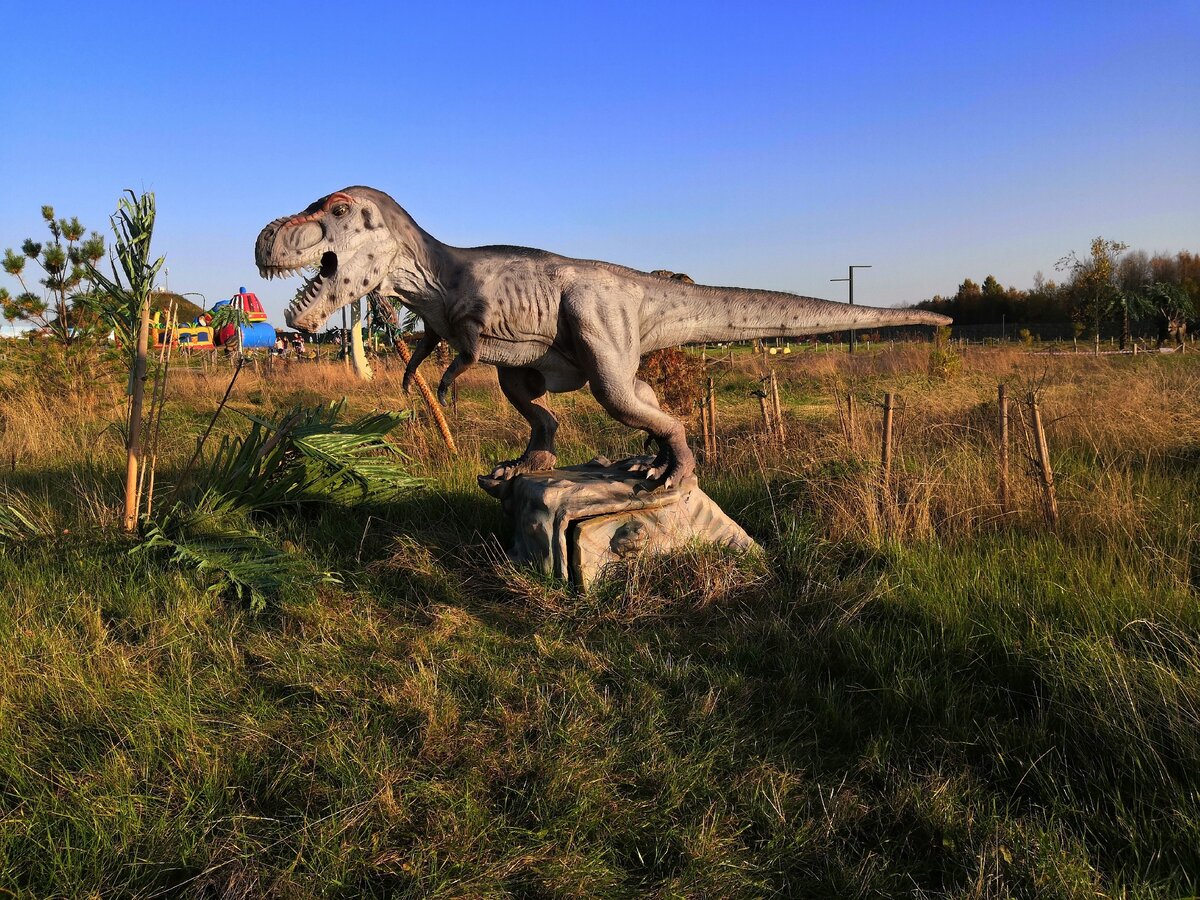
[640,280,951,351]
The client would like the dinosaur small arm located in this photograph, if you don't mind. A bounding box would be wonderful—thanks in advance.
[255,186,951,488]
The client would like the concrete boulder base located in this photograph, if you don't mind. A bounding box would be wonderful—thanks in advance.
[477,455,759,589]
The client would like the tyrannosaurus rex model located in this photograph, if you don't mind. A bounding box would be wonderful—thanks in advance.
[255,186,950,488]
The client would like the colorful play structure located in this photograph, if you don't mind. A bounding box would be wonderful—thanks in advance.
[154,287,277,351]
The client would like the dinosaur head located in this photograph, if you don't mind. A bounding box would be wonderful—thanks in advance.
[255,186,406,332]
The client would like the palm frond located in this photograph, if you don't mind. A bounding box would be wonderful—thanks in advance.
[138,400,416,611]
[134,518,336,612]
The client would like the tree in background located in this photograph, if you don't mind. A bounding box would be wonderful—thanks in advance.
[2,206,105,345]
[1057,237,1129,345]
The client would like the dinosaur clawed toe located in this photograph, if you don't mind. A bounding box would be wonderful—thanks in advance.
[487,450,558,481]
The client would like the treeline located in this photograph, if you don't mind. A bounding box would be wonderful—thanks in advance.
[916,242,1199,347]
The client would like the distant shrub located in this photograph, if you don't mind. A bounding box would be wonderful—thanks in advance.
[1019,328,1034,347]
[928,326,961,379]
[638,348,704,415]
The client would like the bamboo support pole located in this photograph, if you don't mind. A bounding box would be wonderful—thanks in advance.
[1029,392,1059,528]
[143,305,178,519]
[122,296,152,532]
[700,399,712,458]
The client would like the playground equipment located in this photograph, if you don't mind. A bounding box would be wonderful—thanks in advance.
[212,287,277,350]
[175,323,215,349]
[148,288,278,351]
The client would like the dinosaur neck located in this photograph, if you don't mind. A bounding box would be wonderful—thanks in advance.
[379,228,460,329]
[639,279,950,351]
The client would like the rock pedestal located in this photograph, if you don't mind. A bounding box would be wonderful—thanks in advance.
[478,456,758,588]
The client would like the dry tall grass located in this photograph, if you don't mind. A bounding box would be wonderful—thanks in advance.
[3,343,1197,546]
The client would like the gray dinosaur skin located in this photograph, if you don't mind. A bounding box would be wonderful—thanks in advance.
[255,186,950,488]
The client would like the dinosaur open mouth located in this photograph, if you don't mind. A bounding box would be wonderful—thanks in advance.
[277,251,339,322]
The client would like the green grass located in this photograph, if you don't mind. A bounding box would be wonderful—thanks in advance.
[1,348,1199,897]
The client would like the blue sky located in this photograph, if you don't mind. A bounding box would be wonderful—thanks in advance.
[2,1,1196,323]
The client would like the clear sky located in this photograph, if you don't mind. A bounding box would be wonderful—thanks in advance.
[2,1,1196,323]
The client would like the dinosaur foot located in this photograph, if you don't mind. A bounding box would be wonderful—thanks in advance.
[487,451,558,481]
[633,455,695,494]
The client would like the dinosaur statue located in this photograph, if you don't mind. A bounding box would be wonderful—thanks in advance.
[255,186,950,488]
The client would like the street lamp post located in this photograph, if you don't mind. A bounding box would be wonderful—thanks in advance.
[830,265,872,353]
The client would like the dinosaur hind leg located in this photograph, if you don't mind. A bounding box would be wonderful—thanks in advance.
[488,367,559,480]
[588,362,693,489]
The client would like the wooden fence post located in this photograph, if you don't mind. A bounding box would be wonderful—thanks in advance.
[834,391,848,446]
[707,377,717,462]
[880,392,895,520]
[1028,391,1059,528]
[847,392,857,451]
[755,389,772,434]
[998,383,1009,514]
[700,398,712,459]
[769,370,785,443]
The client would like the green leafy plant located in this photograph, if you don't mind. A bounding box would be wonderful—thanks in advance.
[141,401,420,610]
[83,192,165,353]
[207,302,250,336]
[1145,281,1195,347]
[0,495,49,543]
[82,191,165,531]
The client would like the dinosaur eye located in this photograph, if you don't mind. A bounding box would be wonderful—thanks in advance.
[331,203,350,217]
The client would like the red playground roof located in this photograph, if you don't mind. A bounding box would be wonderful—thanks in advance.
[232,288,268,322]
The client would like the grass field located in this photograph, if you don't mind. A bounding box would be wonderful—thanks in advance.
[1,341,1199,898]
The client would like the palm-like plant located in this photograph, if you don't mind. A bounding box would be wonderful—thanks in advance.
[1145,282,1195,348]
[140,400,420,611]
[83,191,164,531]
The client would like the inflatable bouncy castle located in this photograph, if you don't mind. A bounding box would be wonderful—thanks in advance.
[212,287,277,349]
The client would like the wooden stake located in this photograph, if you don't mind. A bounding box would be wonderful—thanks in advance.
[1028,391,1059,528]
[769,370,785,443]
[706,377,717,462]
[756,391,772,434]
[997,383,1009,514]
[834,390,849,446]
[880,392,894,492]
[847,392,857,451]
